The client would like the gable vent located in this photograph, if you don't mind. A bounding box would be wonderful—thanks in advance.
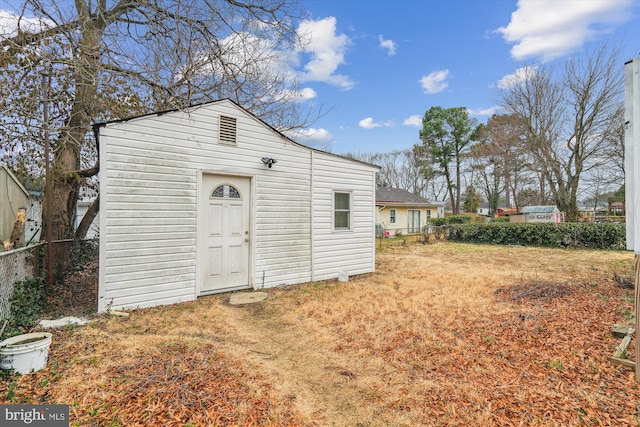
[219,115,237,144]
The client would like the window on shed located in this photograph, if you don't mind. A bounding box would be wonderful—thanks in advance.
[219,115,237,144]
[390,209,396,224]
[427,209,432,219]
[334,192,351,230]
[211,184,241,199]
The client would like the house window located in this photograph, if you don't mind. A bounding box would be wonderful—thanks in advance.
[390,209,396,224]
[427,209,432,219]
[211,184,241,199]
[219,115,237,144]
[334,192,351,230]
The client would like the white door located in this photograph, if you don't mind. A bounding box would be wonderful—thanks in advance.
[199,174,251,293]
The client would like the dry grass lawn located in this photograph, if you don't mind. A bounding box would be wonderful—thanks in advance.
[2,242,640,426]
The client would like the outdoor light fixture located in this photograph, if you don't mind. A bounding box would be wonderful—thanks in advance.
[261,157,277,168]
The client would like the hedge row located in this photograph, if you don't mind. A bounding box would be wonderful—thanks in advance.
[446,222,626,250]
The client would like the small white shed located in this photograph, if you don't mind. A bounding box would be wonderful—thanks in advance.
[515,205,563,223]
[95,99,378,312]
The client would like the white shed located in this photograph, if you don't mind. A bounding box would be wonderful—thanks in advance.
[95,99,378,312]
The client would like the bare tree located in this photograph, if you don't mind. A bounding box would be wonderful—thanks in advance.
[0,0,308,272]
[346,149,442,199]
[499,44,624,221]
[469,114,531,214]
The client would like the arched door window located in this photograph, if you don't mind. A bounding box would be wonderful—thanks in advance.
[211,184,241,199]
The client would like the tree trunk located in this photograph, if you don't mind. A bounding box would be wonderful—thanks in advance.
[76,195,100,240]
[40,8,103,274]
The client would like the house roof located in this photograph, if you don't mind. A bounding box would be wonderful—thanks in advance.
[376,188,444,207]
[92,99,380,170]
[521,205,559,213]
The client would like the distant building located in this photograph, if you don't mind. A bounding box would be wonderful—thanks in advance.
[510,205,563,223]
[376,188,445,235]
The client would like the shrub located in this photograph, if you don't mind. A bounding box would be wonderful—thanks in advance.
[1,278,48,340]
[447,215,472,224]
[428,218,447,226]
[447,222,625,250]
[490,217,510,223]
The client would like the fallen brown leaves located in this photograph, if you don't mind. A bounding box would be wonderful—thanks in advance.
[1,331,304,426]
[1,242,639,426]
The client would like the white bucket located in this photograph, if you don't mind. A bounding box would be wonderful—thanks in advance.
[0,332,53,374]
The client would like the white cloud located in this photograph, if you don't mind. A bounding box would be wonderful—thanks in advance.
[378,35,396,56]
[497,65,538,89]
[188,31,294,85]
[497,0,634,62]
[359,117,381,129]
[278,87,317,101]
[287,127,333,146]
[296,17,354,90]
[0,9,53,38]
[468,106,502,116]
[359,117,394,129]
[403,115,422,127]
[419,69,449,94]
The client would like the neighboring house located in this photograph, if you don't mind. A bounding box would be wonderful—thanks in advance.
[376,188,444,235]
[95,99,379,313]
[25,191,43,244]
[510,205,563,223]
[477,203,517,217]
[0,163,28,247]
[24,186,99,243]
[609,202,625,217]
[477,205,491,216]
[76,187,99,239]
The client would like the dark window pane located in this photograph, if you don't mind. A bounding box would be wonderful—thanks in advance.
[335,211,349,228]
[335,193,349,210]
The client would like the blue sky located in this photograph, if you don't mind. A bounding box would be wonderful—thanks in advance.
[0,0,638,156]
[290,0,640,154]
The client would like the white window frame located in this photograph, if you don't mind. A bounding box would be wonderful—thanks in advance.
[333,191,352,231]
[390,209,396,224]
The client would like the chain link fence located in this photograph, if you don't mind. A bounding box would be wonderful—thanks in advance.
[0,243,43,322]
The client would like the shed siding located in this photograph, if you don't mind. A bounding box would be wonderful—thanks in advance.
[311,152,376,280]
[99,100,376,312]
[100,101,314,311]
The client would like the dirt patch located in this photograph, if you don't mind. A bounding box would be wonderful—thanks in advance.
[2,243,638,426]
[46,259,98,318]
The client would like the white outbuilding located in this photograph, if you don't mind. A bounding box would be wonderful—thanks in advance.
[95,99,378,312]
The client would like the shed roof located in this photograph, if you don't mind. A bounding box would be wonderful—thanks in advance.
[521,205,559,213]
[376,188,443,207]
[0,163,29,197]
